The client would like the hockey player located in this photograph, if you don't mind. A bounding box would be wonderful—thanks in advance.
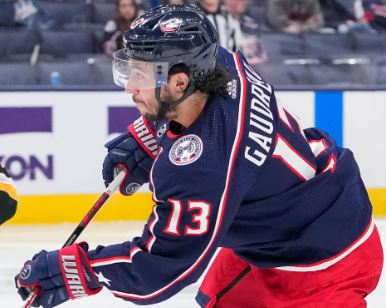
[15,4,383,308]
[0,164,17,225]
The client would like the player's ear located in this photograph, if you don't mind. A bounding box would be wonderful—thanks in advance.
[170,72,189,93]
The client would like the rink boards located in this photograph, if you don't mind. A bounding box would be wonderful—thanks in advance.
[0,90,385,223]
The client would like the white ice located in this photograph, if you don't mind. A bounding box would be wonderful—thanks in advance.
[1,220,385,307]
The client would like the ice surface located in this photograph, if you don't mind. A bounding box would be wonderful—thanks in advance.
[1,220,385,307]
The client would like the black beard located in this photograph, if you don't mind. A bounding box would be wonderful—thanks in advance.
[150,82,195,121]
[143,99,179,121]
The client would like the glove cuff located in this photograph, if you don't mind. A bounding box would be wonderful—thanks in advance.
[128,116,158,159]
[58,244,102,300]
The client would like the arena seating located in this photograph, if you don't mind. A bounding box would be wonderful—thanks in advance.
[40,30,95,58]
[93,2,116,24]
[309,62,371,86]
[0,0,15,27]
[372,58,386,85]
[0,62,38,86]
[256,63,312,86]
[0,29,39,60]
[304,33,356,58]
[38,56,117,86]
[260,33,305,62]
[0,0,385,88]
[352,32,386,56]
[41,1,93,28]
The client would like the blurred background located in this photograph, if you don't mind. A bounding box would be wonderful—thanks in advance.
[0,0,385,88]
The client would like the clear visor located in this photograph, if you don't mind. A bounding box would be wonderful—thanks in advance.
[113,49,169,90]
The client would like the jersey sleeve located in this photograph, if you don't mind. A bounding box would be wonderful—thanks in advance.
[0,164,18,225]
[87,166,246,305]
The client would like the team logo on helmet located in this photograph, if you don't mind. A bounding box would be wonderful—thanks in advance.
[160,18,183,33]
[130,17,145,29]
[169,134,203,166]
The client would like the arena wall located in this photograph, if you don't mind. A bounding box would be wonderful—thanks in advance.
[0,90,384,223]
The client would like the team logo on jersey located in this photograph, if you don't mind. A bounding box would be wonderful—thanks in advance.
[169,134,203,166]
[160,18,183,33]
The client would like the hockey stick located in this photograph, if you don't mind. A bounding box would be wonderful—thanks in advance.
[22,169,126,308]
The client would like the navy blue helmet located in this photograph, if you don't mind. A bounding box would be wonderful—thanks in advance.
[122,4,219,81]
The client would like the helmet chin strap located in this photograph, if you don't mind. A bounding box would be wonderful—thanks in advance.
[154,81,196,121]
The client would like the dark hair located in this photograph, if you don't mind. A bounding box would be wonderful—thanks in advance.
[196,67,230,96]
[169,64,231,96]
[116,0,140,32]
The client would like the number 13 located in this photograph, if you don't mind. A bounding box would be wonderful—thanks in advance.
[164,199,211,236]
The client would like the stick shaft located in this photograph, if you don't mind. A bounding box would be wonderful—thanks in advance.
[62,192,110,247]
[23,171,125,308]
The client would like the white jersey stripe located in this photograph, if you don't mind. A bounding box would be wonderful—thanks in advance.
[308,139,327,158]
[146,205,160,252]
[275,220,375,272]
[149,147,163,204]
[91,247,142,267]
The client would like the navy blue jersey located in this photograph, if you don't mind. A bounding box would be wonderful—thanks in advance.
[87,48,373,304]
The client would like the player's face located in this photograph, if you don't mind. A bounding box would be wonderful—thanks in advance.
[113,50,173,120]
[126,71,183,121]
[121,57,186,121]
[125,63,160,120]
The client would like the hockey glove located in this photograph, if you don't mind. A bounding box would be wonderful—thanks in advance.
[103,116,158,195]
[15,243,101,308]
